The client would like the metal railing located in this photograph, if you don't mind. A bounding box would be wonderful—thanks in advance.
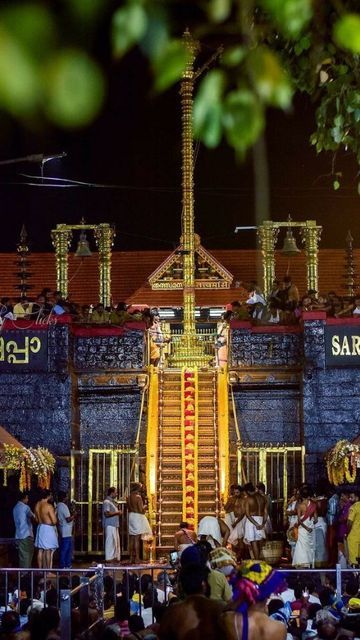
[0,564,172,639]
[0,564,359,638]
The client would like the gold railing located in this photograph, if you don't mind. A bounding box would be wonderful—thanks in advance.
[217,366,229,502]
[145,367,159,528]
[70,447,138,555]
[169,328,216,368]
[237,444,305,531]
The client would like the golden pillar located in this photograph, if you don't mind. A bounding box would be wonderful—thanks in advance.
[257,222,278,298]
[181,30,199,345]
[301,221,321,293]
[94,223,116,307]
[51,226,73,298]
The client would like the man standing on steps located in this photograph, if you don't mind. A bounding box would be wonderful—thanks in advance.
[174,521,197,557]
[102,487,121,564]
[127,482,152,563]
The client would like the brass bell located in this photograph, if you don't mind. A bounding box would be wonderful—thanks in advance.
[75,230,92,257]
[281,228,301,257]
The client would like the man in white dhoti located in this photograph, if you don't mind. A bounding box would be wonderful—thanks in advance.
[293,485,317,568]
[103,487,121,563]
[127,483,152,563]
[197,516,230,548]
[313,490,328,567]
[34,490,58,569]
[243,483,267,559]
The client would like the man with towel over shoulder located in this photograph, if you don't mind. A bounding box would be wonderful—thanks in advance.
[127,482,152,563]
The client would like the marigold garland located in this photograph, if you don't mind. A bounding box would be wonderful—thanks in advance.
[1,444,55,490]
[325,440,360,486]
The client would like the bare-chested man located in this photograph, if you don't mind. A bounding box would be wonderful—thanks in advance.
[228,487,246,550]
[224,485,242,530]
[127,482,152,563]
[34,490,58,569]
[243,482,267,559]
[174,521,197,557]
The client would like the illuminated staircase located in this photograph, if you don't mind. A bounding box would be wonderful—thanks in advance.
[155,369,221,551]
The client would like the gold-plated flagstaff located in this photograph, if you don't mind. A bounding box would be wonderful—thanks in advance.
[149,31,233,367]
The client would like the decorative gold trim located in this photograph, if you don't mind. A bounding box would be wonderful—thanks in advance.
[217,367,229,500]
[146,367,159,526]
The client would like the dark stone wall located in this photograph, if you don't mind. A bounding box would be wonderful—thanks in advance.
[233,389,301,444]
[73,332,145,370]
[1,325,146,456]
[230,318,360,483]
[231,328,303,367]
[302,318,359,483]
[78,388,141,448]
[0,373,71,455]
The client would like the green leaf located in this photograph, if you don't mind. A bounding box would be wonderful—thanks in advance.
[222,46,246,67]
[206,0,231,23]
[259,0,312,38]
[334,14,360,54]
[247,47,293,108]
[111,4,147,58]
[222,89,264,154]
[357,182,360,196]
[0,25,40,118]
[139,9,169,61]
[62,0,104,24]
[0,4,56,61]
[294,34,311,56]
[193,70,225,147]
[333,180,340,190]
[43,49,106,128]
[152,39,189,92]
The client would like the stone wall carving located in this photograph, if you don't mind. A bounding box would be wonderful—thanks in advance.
[231,329,303,367]
[73,332,145,370]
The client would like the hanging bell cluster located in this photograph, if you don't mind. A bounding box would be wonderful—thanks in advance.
[281,227,301,257]
[75,230,92,257]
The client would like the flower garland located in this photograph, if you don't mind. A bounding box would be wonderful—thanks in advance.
[325,439,360,486]
[181,367,198,530]
[1,444,55,490]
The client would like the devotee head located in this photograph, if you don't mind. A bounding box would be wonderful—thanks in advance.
[178,563,210,597]
[243,482,255,495]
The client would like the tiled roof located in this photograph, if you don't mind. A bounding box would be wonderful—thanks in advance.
[0,248,357,306]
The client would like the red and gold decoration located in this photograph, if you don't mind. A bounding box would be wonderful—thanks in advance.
[181,367,198,529]
[325,439,360,486]
[1,444,55,490]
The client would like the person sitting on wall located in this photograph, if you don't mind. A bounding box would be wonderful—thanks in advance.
[91,303,109,323]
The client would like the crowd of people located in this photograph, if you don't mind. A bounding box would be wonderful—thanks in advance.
[228,277,360,326]
[222,482,360,570]
[1,549,359,639]
[12,484,153,572]
[2,277,360,329]
[3,480,360,639]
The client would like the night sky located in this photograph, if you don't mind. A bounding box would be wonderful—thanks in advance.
[0,7,359,254]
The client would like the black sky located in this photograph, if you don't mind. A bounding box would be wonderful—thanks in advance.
[0,12,359,254]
